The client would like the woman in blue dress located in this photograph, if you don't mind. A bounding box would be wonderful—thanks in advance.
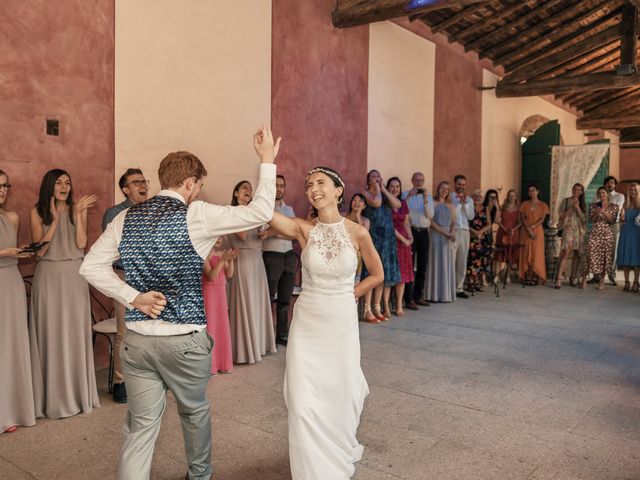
[361,170,401,322]
[617,182,640,292]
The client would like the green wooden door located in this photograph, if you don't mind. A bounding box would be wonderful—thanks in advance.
[521,120,561,211]
[585,139,610,232]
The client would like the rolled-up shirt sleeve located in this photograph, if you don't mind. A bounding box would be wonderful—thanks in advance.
[188,163,277,257]
[79,210,140,308]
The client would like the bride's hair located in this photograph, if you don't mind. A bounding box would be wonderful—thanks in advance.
[305,166,345,217]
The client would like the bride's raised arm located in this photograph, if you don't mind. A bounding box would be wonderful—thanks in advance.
[354,226,383,299]
[269,211,308,245]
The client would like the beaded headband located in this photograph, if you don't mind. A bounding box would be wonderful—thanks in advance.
[305,167,345,188]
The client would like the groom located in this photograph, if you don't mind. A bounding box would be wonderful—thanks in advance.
[80,127,280,480]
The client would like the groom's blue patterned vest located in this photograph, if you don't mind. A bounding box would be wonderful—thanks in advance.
[119,195,206,325]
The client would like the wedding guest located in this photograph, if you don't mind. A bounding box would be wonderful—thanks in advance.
[466,190,495,292]
[101,167,149,404]
[554,183,586,289]
[426,181,457,303]
[30,169,100,418]
[259,174,298,347]
[344,193,370,284]
[402,171,433,309]
[518,184,549,285]
[582,187,619,290]
[362,169,401,322]
[0,169,36,434]
[228,180,277,363]
[494,189,520,282]
[604,176,625,285]
[452,175,474,299]
[387,177,413,316]
[203,238,237,374]
[617,182,640,292]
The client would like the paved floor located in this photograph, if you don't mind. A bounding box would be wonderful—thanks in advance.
[2,282,640,480]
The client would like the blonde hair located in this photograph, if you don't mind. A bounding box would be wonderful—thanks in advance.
[626,182,640,210]
[502,189,519,209]
[158,151,207,189]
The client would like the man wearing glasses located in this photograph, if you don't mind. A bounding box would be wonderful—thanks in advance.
[101,168,149,403]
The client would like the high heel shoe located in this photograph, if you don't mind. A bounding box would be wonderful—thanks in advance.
[363,303,380,323]
[623,281,631,292]
[631,282,639,293]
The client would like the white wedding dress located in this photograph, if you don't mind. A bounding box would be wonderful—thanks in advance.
[284,218,369,480]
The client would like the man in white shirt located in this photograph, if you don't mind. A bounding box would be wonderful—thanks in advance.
[451,174,474,299]
[605,175,625,285]
[401,172,434,308]
[80,127,280,480]
[259,174,298,347]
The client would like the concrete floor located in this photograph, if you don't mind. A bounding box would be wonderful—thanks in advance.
[1,282,640,480]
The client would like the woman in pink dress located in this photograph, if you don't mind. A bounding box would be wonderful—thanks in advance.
[202,237,238,374]
[494,189,520,281]
[387,177,414,317]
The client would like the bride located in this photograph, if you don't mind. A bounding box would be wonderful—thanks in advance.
[268,166,383,479]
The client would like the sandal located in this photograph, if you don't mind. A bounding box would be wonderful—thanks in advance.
[372,304,386,322]
[395,309,405,317]
[363,304,380,324]
[631,282,639,293]
[623,281,631,292]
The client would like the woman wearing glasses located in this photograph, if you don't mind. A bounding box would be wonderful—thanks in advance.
[29,169,100,418]
[0,170,36,434]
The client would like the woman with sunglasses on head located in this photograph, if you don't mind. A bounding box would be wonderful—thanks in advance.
[554,183,587,289]
[268,166,383,480]
[0,170,36,434]
[29,169,100,419]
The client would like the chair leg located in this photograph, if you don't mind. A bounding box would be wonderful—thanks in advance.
[107,336,114,394]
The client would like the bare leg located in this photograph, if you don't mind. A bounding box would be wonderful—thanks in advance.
[394,283,405,316]
[372,283,385,320]
[363,290,378,322]
[382,286,392,319]
[555,248,568,287]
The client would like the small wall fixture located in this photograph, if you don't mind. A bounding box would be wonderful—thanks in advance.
[46,119,60,136]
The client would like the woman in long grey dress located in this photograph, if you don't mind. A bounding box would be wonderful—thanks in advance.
[227,180,276,364]
[0,169,36,434]
[426,181,457,303]
[29,169,100,419]
[269,166,384,480]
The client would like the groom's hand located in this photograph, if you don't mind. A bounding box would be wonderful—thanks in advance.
[131,291,167,319]
[253,125,281,164]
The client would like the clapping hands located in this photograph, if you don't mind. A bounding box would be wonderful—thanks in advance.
[221,248,239,263]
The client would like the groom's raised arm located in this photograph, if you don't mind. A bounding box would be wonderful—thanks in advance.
[195,162,277,238]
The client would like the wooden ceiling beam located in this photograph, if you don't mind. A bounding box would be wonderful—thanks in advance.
[450,0,536,42]
[503,24,621,83]
[484,0,611,62]
[618,1,639,71]
[583,91,640,117]
[464,0,566,53]
[331,0,491,28]
[531,41,619,81]
[495,71,640,98]
[574,85,640,110]
[428,1,495,33]
[577,114,640,129]
[495,5,620,68]
[620,126,640,141]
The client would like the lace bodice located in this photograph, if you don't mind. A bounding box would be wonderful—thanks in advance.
[301,218,357,295]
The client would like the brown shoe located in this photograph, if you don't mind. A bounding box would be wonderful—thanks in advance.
[406,301,419,310]
[416,299,431,306]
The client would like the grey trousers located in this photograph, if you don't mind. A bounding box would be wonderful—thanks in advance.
[453,229,470,292]
[119,329,214,480]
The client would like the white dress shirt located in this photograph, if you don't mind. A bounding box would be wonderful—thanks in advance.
[262,201,295,253]
[609,190,625,222]
[452,193,474,231]
[401,190,434,229]
[80,163,276,336]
